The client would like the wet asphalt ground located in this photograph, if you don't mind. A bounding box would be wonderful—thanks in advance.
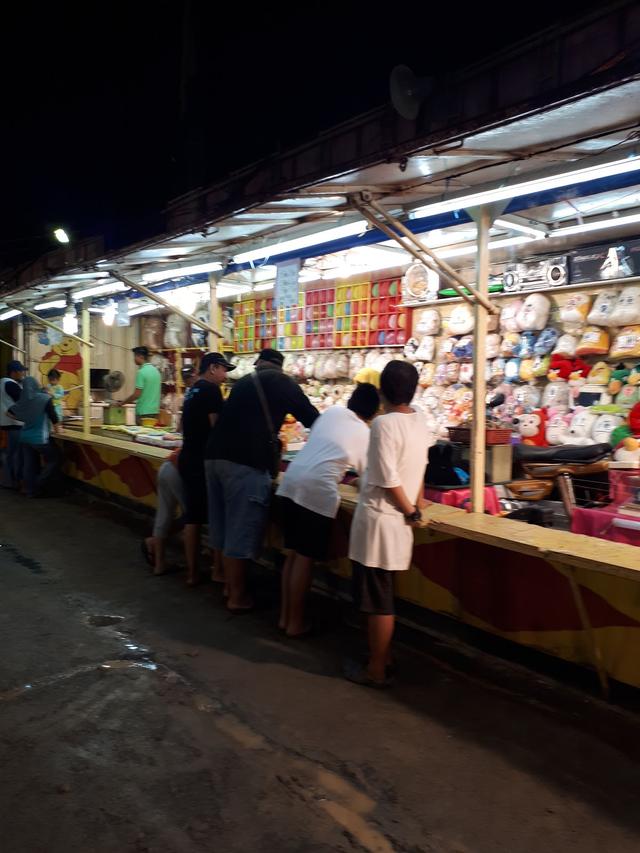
[2,489,640,853]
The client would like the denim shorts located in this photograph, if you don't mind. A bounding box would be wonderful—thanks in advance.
[205,459,272,560]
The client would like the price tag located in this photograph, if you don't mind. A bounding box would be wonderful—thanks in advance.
[275,259,300,308]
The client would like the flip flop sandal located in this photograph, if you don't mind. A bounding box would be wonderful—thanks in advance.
[343,659,393,689]
[140,540,154,568]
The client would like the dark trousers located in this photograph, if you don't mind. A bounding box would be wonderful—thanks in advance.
[1,428,23,488]
[22,441,61,497]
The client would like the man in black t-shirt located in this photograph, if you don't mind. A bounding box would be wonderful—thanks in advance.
[179,352,235,586]
[205,348,319,611]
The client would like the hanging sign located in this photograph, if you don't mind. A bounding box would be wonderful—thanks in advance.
[275,259,300,308]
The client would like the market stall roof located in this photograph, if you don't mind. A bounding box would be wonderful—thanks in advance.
[2,1,640,314]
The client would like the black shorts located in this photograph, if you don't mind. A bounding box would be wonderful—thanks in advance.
[351,561,395,615]
[280,497,333,562]
[179,456,208,525]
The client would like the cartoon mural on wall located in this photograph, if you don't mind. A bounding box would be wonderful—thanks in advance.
[38,336,83,409]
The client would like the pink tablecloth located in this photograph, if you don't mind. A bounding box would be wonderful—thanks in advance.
[425,485,500,515]
[571,505,640,546]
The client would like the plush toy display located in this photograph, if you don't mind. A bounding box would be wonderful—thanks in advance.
[534,327,558,355]
[517,293,551,331]
[505,358,521,383]
[459,363,473,384]
[413,307,441,335]
[164,314,189,348]
[415,336,436,362]
[419,363,435,387]
[611,403,640,461]
[552,334,578,357]
[446,363,460,383]
[561,292,592,326]
[542,378,570,410]
[490,358,506,383]
[587,290,618,326]
[403,338,419,361]
[576,326,610,357]
[610,286,640,326]
[447,305,474,336]
[546,410,572,445]
[587,362,611,385]
[500,332,521,358]
[452,336,473,361]
[591,412,624,445]
[610,326,640,360]
[532,354,551,378]
[440,337,457,362]
[486,333,501,359]
[517,331,537,359]
[563,408,598,445]
[513,384,542,411]
[434,363,449,386]
[500,300,523,333]
[520,359,535,382]
[517,409,548,446]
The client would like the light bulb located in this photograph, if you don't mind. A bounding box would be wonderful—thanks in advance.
[62,305,78,335]
[102,300,116,326]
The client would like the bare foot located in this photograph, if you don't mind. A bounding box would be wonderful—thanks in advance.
[227,597,254,613]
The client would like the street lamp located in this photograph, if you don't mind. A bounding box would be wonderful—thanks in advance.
[53,228,70,244]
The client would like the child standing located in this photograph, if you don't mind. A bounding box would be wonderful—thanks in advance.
[46,369,65,422]
[346,361,434,687]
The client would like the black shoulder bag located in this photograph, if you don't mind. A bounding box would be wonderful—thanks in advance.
[252,372,282,479]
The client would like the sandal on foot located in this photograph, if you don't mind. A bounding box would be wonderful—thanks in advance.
[343,659,393,689]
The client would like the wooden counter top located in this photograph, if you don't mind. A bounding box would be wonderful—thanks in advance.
[56,428,172,461]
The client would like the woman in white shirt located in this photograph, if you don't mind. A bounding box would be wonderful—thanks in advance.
[277,383,380,637]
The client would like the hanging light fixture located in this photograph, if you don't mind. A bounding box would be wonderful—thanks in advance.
[62,295,78,334]
[102,299,117,326]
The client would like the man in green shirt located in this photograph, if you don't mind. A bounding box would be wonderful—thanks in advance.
[121,346,161,423]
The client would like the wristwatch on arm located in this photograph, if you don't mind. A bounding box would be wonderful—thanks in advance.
[404,507,421,523]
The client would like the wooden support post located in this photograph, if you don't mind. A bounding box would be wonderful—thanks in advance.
[470,206,491,513]
[209,271,221,352]
[82,300,91,435]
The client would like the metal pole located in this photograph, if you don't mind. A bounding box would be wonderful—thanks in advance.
[471,206,491,513]
[0,337,26,354]
[82,300,91,435]
[111,271,222,338]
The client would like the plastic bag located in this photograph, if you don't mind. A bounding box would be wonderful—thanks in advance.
[517,331,537,359]
[500,332,521,358]
[500,300,523,333]
[517,293,551,331]
[552,334,578,358]
[587,289,618,326]
[534,327,558,355]
[576,326,610,357]
[610,286,640,326]
[560,292,592,325]
[610,326,640,360]
[486,333,501,359]
[413,307,441,335]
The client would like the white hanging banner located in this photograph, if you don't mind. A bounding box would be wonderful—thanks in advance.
[275,259,300,308]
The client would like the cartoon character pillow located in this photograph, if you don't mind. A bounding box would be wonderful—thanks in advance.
[517,331,537,359]
[546,410,571,445]
[576,326,610,357]
[587,290,618,326]
[486,333,501,360]
[414,307,441,336]
[452,336,473,361]
[447,305,474,336]
[500,300,523,333]
[552,334,578,358]
[610,286,640,326]
[534,327,558,355]
[415,336,436,362]
[610,326,640,360]
[560,292,592,326]
[517,293,551,331]
[500,332,521,358]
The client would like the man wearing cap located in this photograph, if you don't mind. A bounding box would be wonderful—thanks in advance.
[1,360,26,488]
[120,346,161,424]
[205,348,319,612]
[179,352,235,586]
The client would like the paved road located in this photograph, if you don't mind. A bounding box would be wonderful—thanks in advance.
[1,490,640,853]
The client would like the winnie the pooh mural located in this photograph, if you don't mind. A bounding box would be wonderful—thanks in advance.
[38,336,83,410]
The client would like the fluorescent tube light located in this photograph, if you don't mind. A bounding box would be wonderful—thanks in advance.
[410,156,640,219]
[0,309,21,320]
[34,300,67,310]
[233,220,368,264]
[437,235,535,260]
[72,282,129,300]
[142,261,224,283]
[551,211,640,237]
[253,283,274,292]
[493,219,546,240]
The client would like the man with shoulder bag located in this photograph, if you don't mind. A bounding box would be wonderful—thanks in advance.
[205,349,319,612]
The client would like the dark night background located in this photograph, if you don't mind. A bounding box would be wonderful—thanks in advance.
[1,0,606,268]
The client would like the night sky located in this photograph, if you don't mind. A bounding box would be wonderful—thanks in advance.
[2,0,605,269]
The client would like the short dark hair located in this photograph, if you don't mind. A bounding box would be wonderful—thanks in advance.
[347,382,379,421]
[132,346,149,358]
[255,348,284,368]
[380,361,419,406]
[47,369,61,380]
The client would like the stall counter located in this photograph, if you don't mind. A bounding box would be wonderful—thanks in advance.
[56,428,170,509]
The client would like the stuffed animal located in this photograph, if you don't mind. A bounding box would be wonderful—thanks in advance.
[505,358,521,383]
[614,437,640,463]
[520,359,535,382]
[610,326,640,360]
[500,332,521,358]
[164,313,189,348]
[447,305,474,336]
[542,379,570,411]
[486,333,501,359]
[459,363,473,384]
[513,384,542,411]
[415,336,436,362]
[611,403,640,461]
[534,327,558,355]
[452,336,473,361]
[500,300,524,333]
[547,353,574,381]
[610,286,640,326]
[560,292,592,326]
[576,326,610,357]
[419,363,435,387]
[610,365,640,409]
[490,358,506,384]
[517,331,537,359]
[587,362,611,385]
[563,408,598,446]
[552,333,579,358]
[591,412,624,445]
[546,409,572,445]
[413,307,441,335]
[517,293,551,331]
[517,409,548,446]
[403,338,420,361]
[587,290,618,326]
[532,354,550,378]
[446,363,460,384]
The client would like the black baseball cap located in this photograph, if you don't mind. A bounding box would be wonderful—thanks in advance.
[7,360,26,373]
[132,346,149,357]
[199,352,236,373]
[255,348,284,368]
